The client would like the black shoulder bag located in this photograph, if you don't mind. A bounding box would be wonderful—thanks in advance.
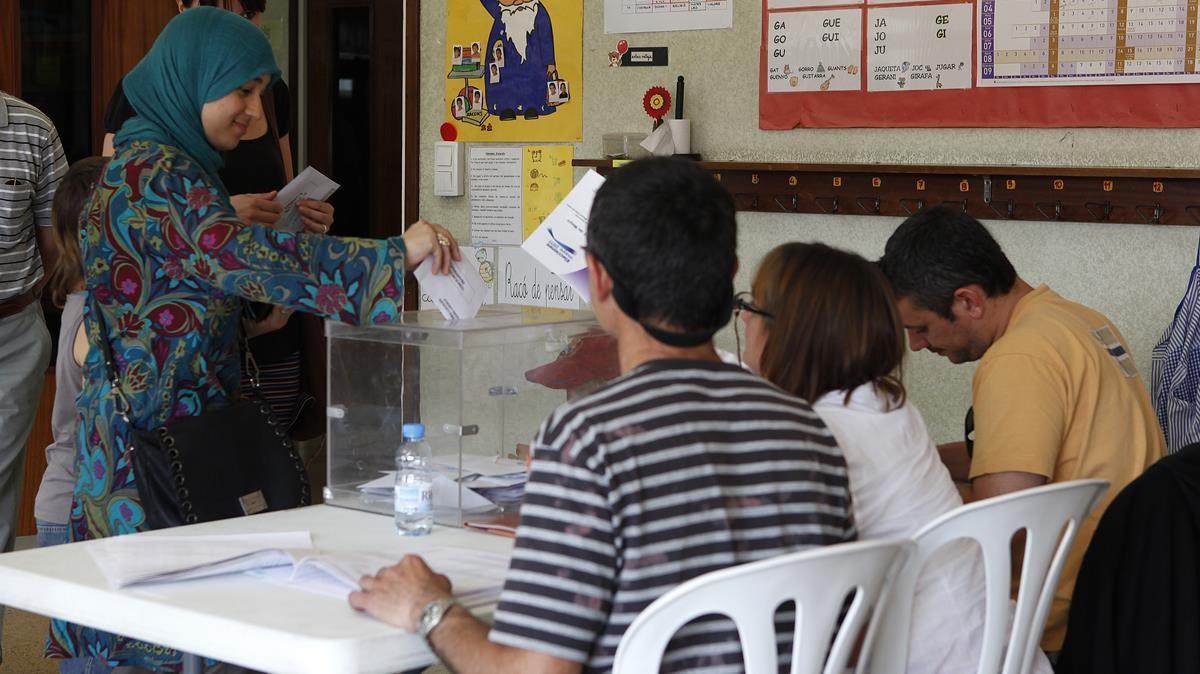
[97,310,311,530]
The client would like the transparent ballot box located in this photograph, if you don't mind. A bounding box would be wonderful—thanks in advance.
[324,307,617,527]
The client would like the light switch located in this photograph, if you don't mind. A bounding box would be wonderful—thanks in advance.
[433,141,464,197]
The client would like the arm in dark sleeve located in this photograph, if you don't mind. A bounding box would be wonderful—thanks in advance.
[103,78,137,135]
[272,79,291,138]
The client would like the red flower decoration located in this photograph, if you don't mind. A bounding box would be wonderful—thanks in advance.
[186,186,216,211]
[315,284,349,315]
[643,86,671,121]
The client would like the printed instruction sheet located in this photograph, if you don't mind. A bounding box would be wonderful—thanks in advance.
[605,0,732,34]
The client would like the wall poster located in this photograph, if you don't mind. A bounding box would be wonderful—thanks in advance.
[760,0,1200,128]
[445,0,583,142]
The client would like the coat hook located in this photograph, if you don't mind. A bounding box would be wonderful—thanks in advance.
[1186,205,1200,225]
[988,199,1016,219]
[1136,203,1165,225]
[855,196,881,215]
[1036,201,1063,221]
[815,196,840,214]
[773,195,800,213]
[1085,201,1113,222]
[899,198,925,216]
[942,199,968,213]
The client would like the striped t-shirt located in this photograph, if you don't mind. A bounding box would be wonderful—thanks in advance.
[489,359,856,673]
[0,91,68,300]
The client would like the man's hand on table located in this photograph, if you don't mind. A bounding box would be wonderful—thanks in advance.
[350,554,453,631]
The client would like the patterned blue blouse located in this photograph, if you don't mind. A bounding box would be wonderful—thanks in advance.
[47,140,407,669]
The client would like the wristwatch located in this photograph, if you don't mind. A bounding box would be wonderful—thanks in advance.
[417,597,459,642]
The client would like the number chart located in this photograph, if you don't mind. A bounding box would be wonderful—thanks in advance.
[760,0,1200,128]
[980,0,1200,86]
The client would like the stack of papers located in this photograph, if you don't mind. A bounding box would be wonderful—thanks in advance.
[358,455,527,510]
[87,532,510,605]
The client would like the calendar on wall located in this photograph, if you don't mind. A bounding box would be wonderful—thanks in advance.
[760,0,1200,128]
[980,0,1200,86]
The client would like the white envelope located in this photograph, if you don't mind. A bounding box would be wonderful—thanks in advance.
[414,254,488,321]
[520,170,606,303]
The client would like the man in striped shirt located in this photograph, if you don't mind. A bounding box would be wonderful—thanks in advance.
[0,90,66,656]
[351,158,856,673]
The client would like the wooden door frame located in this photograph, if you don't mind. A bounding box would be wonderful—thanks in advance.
[0,0,20,95]
[304,0,420,241]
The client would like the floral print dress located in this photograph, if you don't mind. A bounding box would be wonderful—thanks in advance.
[46,140,408,669]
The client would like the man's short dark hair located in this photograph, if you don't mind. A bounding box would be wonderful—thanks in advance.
[878,206,1017,319]
[587,157,736,335]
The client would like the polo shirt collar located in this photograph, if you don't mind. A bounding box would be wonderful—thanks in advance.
[0,93,8,128]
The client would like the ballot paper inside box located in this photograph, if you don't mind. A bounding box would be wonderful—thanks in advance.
[324,307,618,527]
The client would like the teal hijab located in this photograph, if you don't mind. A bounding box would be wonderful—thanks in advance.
[114,7,280,192]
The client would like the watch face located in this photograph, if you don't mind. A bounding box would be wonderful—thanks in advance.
[420,598,452,637]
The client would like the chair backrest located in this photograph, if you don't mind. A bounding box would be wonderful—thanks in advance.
[862,479,1109,674]
[611,538,914,674]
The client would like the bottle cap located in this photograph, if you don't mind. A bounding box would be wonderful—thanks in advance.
[402,423,426,440]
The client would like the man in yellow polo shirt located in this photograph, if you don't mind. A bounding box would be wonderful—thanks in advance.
[878,207,1165,655]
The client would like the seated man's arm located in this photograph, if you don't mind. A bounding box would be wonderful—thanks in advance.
[970,470,1048,503]
[353,428,614,674]
[968,353,1063,496]
[938,441,971,484]
[350,556,581,674]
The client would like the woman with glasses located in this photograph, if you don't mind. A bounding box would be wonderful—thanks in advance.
[738,242,1052,674]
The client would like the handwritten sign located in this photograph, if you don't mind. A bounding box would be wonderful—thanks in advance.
[497,246,581,310]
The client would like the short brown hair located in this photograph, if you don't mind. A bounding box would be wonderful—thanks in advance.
[752,242,906,407]
[47,157,107,308]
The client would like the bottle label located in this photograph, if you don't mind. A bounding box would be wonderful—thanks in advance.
[395,484,432,514]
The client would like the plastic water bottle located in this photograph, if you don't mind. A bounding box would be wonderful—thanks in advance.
[394,423,433,536]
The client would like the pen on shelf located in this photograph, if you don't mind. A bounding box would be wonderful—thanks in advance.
[675,75,685,120]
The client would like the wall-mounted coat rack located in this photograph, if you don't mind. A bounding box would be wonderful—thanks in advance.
[574,160,1200,227]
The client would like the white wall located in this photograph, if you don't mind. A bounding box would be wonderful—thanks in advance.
[416,1,1200,442]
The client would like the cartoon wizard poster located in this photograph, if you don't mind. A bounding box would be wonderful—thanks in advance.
[445,0,582,142]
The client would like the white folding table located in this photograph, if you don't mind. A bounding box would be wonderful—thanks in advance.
[0,505,514,674]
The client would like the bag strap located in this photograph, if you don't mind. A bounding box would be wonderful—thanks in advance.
[92,301,264,424]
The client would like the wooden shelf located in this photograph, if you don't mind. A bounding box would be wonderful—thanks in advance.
[573,160,1200,226]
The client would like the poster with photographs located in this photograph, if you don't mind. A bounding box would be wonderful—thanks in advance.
[546,79,570,106]
[444,0,582,142]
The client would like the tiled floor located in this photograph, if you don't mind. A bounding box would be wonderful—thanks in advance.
[0,535,57,673]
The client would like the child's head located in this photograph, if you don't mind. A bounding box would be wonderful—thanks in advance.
[48,157,107,307]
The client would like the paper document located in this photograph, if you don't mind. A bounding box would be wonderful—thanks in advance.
[88,531,315,588]
[468,147,523,245]
[520,170,606,303]
[275,166,340,233]
[414,255,488,321]
[87,531,510,606]
[358,472,500,512]
[253,547,509,605]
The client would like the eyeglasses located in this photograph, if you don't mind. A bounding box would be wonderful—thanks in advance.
[734,292,773,320]
[733,292,772,367]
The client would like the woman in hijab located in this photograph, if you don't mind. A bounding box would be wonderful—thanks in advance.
[46,9,456,670]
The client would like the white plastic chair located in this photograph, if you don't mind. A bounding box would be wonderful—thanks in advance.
[861,479,1109,674]
[611,538,914,674]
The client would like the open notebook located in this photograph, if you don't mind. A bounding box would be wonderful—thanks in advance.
[88,531,510,605]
